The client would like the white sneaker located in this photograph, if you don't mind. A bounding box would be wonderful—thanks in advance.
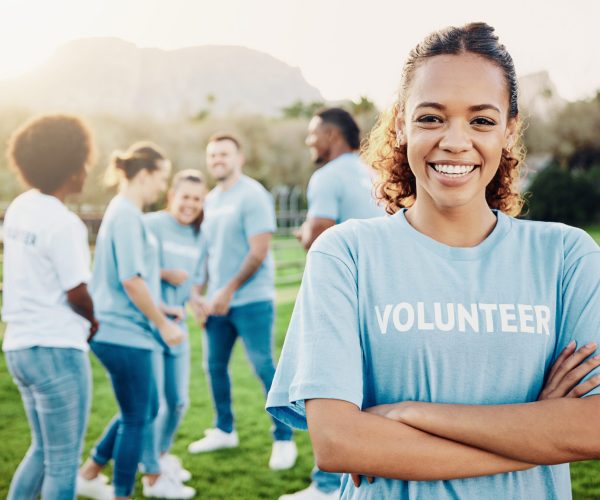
[279,484,340,500]
[160,453,192,482]
[142,474,196,499]
[187,428,239,453]
[76,474,114,500]
[269,440,298,470]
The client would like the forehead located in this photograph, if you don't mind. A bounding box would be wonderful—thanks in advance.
[206,139,239,154]
[175,179,206,195]
[406,53,509,113]
[307,116,324,133]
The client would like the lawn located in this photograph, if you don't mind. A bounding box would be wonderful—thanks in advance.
[1,231,600,499]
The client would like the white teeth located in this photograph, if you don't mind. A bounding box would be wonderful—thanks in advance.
[431,164,476,176]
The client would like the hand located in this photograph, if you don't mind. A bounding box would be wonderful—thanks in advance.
[190,296,211,325]
[210,286,235,316]
[351,473,374,488]
[294,222,307,242]
[87,318,99,342]
[162,269,189,286]
[539,341,600,400]
[159,319,187,347]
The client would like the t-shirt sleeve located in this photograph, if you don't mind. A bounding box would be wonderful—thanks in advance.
[306,171,339,221]
[556,228,600,397]
[266,244,364,430]
[243,188,276,237]
[112,212,148,282]
[48,218,91,291]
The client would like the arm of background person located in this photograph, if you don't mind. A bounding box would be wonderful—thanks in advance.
[210,232,271,315]
[297,217,335,251]
[305,399,534,480]
[66,282,98,339]
[123,276,184,346]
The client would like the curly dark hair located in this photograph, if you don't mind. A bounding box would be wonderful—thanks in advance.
[7,114,94,193]
[363,22,525,216]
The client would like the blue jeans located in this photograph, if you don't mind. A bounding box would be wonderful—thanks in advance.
[5,347,91,500]
[141,345,190,473]
[312,466,341,493]
[90,341,158,498]
[204,300,293,441]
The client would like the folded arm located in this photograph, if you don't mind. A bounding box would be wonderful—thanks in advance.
[306,399,534,481]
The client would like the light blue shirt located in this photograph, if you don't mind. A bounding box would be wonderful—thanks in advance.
[91,195,162,350]
[267,209,600,500]
[201,175,276,307]
[144,211,204,353]
[307,152,385,223]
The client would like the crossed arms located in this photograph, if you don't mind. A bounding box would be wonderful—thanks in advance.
[306,341,600,482]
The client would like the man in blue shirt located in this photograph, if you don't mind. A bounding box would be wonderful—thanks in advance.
[187,133,296,471]
[287,109,386,499]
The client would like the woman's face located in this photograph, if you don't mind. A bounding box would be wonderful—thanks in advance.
[397,53,516,212]
[169,180,206,226]
[142,159,171,204]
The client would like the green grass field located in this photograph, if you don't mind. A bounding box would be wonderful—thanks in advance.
[0,231,600,499]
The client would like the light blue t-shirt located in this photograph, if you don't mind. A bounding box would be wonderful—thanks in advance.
[267,209,600,500]
[91,195,162,351]
[144,211,204,353]
[200,175,276,307]
[307,152,385,223]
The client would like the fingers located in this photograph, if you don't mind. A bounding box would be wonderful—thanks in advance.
[545,342,597,393]
[546,340,576,381]
[568,373,600,398]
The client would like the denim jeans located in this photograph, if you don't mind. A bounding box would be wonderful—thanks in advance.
[140,344,190,473]
[5,347,91,500]
[204,300,292,441]
[312,466,341,493]
[90,341,158,497]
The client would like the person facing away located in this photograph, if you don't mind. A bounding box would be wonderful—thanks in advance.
[295,107,385,252]
[187,133,297,471]
[267,22,600,500]
[2,113,98,500]
[284,108,385,500]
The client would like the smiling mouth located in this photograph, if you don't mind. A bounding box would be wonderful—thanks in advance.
[428,163,479,177]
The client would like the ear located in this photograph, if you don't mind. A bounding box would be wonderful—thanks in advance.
[505,115,518,151]
[395,108,407,147]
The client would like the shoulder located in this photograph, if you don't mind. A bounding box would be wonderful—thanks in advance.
[509,217,599,266]
[310,215,391,264]
[240,176,273,203]
[143,210,168,230]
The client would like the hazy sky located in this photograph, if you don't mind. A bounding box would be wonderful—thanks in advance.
[1,0,598,107]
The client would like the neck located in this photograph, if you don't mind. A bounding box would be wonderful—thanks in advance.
[46,185,72,203]
[218,170,242,191]
[327,143,354,163]
[120,183,145,209]
[405,196,497,247]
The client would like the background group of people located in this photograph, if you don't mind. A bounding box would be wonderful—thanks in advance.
[1,105,381,499]
[3,20,600,500]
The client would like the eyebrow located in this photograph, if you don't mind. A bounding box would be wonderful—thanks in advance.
[415,102,501,114]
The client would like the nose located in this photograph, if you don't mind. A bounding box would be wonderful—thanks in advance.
[305,136,313,147]
[438,119,472,153]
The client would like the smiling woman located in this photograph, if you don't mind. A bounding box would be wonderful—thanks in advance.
[266,22,600,500]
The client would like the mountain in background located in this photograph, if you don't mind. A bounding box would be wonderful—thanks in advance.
[0,38,323,119]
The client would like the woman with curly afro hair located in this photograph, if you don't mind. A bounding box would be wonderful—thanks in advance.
[267,22,600,500]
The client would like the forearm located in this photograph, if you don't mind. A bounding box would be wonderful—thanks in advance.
[395,398,600,464]
[67,283,96,324]
[306,399,533,480]
[225,253,264,292]
[123,277,167,328]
